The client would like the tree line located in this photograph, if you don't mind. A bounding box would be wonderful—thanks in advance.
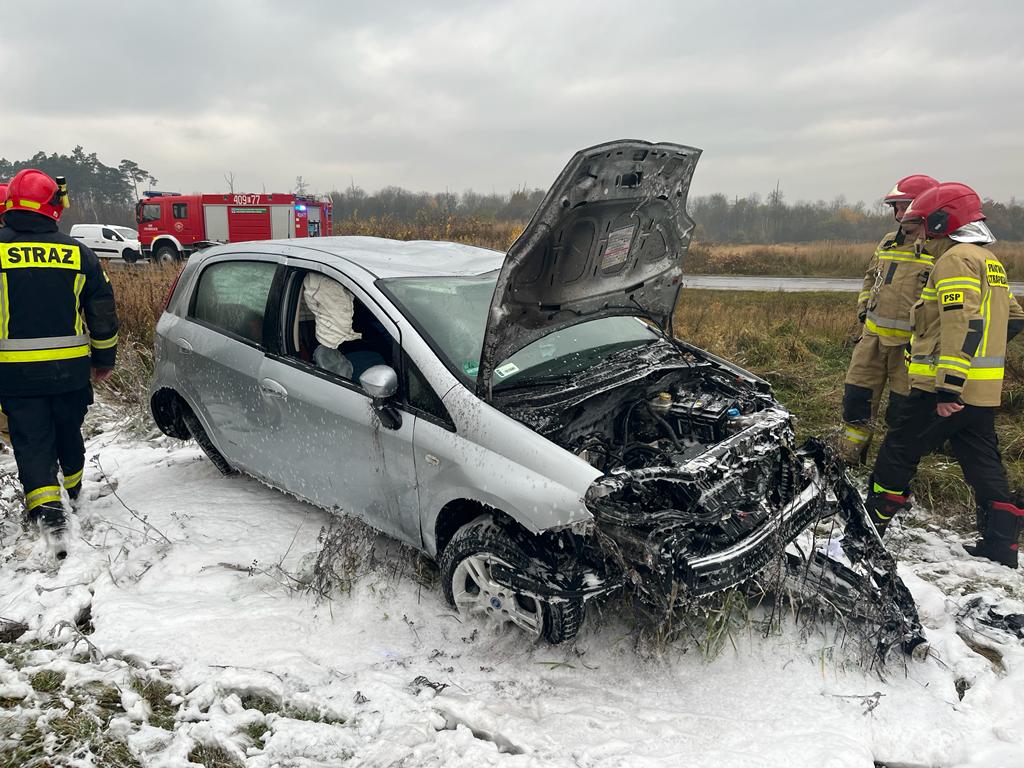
[4,148,1024,242]
[0,147,154,230]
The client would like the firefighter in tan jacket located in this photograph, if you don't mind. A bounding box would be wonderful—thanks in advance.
[867,183,1024,568]
[840,175,938,464]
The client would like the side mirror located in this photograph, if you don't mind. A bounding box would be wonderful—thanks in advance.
[359,365,398,400]
[359,365,402,431]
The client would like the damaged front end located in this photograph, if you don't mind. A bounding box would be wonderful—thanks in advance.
[496,342,924,657]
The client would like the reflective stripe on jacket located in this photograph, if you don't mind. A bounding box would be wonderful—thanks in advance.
[908,238,1024,406]
[0,213,119,396]
[859,230,931,346]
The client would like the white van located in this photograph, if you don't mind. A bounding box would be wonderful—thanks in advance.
[69,224,141,262]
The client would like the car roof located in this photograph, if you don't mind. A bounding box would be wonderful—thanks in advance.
[215,235,504,279]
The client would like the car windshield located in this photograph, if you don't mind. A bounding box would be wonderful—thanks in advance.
[380,273,659,388]
[114,227,138,239]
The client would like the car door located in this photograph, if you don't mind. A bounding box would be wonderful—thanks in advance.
[98,227,123,259]
[256,264,421,547]
[174,256,282,473]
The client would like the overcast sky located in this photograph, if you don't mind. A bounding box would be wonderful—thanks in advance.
[2,1,1022,205]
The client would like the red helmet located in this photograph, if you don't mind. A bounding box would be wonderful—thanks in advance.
[903,182,984,237]
[884,174,938,205]
[3,169,65,221]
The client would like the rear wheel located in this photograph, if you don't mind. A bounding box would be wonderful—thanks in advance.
[179,405,236,476]
[440,514,584,644]
[153,244,179,265]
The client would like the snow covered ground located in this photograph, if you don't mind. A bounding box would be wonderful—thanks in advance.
[1,407,1023,768]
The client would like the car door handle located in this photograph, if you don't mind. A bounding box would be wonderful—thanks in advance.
[175,338,193,354]
[260,378,288,399]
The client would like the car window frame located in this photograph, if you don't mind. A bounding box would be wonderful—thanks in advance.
[186,256,285,350]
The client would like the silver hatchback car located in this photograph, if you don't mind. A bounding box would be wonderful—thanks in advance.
[151,141,922,651]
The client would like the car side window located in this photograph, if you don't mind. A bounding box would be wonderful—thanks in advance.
[405,355,451,425]
[140,204,161,222]
[191,261,278,345]
[172,203,188,219]
[101,227,121,241]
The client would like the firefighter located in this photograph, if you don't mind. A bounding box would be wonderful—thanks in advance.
[866,182,1024,568]
[0,181,9,448]
[839,175,939,464]
[0,169,119,559]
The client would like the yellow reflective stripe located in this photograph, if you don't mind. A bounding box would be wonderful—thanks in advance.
[908,362,936,376]
[967,367,1003,380]
[980,289,993,357]
[877,254,933,264]
[843,428,870,444]
[864,318,912,338]
[857,291,871,301]
[15,199,41,210]
[920,290,937,301]
[25,485,62,511]
[873,481,903,495]
[936,276,980,288]
[73,274,86,335]
[935,282,981,294]
[63,469,84,489]
[0,345,90,363]
[939,355,971,369]
[0,274,7,339]
[90,333,118,350]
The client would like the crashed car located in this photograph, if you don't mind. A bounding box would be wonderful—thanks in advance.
[150,140,922,653]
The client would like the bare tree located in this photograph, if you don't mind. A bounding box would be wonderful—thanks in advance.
[224,171,236,193]
[294,175,309,195]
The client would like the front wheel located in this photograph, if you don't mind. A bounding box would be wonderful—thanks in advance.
[440,514,584,644]
[122,248,139,263]
[153,244,179,265]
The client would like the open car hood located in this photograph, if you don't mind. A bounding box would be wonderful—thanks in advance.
[476,140,701,398]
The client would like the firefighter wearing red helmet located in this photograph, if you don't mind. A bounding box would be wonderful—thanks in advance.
[0,181,8,447]
[839,175,938,465]
[0,169,119,559]
[867,182,1024,568]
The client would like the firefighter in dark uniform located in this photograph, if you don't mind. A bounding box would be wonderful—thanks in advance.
[0,180,9,447]
[0,169,119,559]
[866,183,1024,568]
[840,175,938,464]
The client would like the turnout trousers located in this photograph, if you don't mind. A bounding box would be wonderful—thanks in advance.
[841,336,910,463]
[0,387,93,515]
[873,389,1010,510]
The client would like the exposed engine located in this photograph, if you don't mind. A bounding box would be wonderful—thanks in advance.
[493,341,924,658]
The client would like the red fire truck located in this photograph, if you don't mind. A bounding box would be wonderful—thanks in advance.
[136,192,333,263]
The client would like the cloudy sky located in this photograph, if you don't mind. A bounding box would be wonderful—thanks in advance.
[2,1,1022,204]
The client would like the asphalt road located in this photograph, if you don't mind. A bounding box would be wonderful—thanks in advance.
[682,274,1024,295]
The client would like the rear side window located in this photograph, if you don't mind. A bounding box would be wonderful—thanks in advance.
[140,204,161,222]
[173,203,189,219]
[191,261,278,345]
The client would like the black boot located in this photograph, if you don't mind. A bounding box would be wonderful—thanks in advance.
[964,500,1022,569]
[866,479,912,537]
[27,502,68,560]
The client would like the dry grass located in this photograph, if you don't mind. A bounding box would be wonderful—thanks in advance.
[687,240,1024,279]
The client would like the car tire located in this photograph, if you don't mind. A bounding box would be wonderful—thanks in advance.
[153,244,179,265]
[122,249,139,264]
[179,405,237,476]
[440,514,584,644]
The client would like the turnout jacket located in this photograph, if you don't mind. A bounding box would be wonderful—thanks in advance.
[908,237,1024,406]
[0,212,119,396]
[858,230,932,346]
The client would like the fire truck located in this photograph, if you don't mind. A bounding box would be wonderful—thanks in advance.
[135,192,333,263]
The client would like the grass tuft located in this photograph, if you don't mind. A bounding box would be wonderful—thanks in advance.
[29,669,65,693]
